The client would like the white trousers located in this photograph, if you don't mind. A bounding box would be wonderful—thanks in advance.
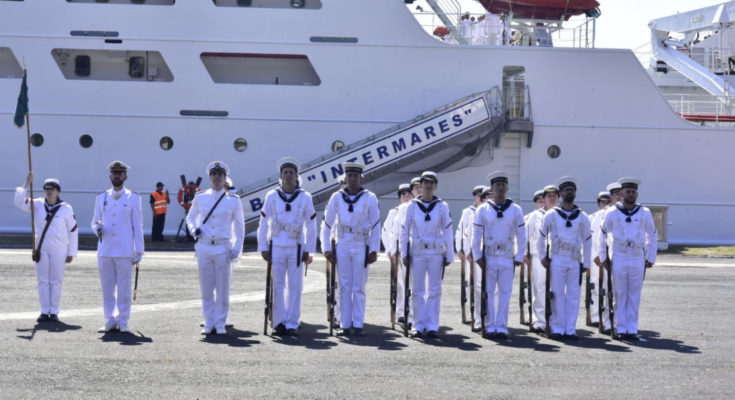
[612,256,646,334]
[396,260,414,321]
[472,260,482,329]
[549,256,583,335]
[272,245,304,330]
[481,256,514,334]
[98,256,133,326]
[530,255,547,330]
[590,262,611,329]
[196,249,231,330]
[411,252,444,332]
[336,245,368,329]
[36,250,66,314]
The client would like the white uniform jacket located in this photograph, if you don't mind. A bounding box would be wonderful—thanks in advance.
[186,188,245,256]
[525,208,546,257]
[399,197,454,263]
[471,199,526,263]
[454,205,476,256]
[390,201,410,256]
[256,187,317,252]
[320,187,380,252]
[589,209,606,259]
[536,206,592,268]
[92,188,144,258]
[381,206,399,256]
[597,204,657,264]
[14,187,78,256]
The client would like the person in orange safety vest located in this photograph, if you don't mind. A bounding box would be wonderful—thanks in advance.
[150,182,170,242]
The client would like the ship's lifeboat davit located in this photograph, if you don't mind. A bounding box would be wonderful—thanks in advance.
[479,0,600,20]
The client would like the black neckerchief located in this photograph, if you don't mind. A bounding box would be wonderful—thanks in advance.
[277,186,302,212]
[488,199,513,218]
[616,203,641,223]
[554,205,581,228]
[44,199,64,222]
[415,196,441,221]
[340,187,366,212]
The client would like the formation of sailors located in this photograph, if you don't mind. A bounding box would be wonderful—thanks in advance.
[14,159,657,343]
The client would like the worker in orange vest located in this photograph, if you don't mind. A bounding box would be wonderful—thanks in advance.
[150,182,170,242]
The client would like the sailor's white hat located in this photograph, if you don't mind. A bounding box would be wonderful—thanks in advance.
[473,185,486,195]
[225,177,234,190]
[338,174,346,184]
[43,178,61,191]
[482,186,493,196]
[398,183,411,195]
[533,189,545,201]
[277,157,301,174]
[597,191,611,201]
[343,162,365,174]
[107,160,129,172]
[487,171,509,185]
[410,177,421,187]
[420,171,438,183]
[606,181,622,194]
[556,176,577,191]
[543,184,559,194]
[206,161,229,175]
[618,177,641,190]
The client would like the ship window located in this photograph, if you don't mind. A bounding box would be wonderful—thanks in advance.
[234,138,248,152]
[0,47,23,78]
[52,49,174,82]
[212,0,321,9]
[547,145,561,159]
[79,134,93,148]
[128,56,145,78]
[331,140,344,152]
[201,52,321,86]
[74,55,91,77]
[66,1,175,5]
[31,133,44,147]
[159,136,173,150]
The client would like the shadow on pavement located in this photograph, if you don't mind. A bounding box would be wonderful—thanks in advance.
[16,320,83,341]
[625,330,701,354]
[200,327,260,348]
[482,327,562,352]
[99,330,154,346]
[410,326,482,351]
[335,323,408,351]
[267,322,338,350]
[559,329,632,352]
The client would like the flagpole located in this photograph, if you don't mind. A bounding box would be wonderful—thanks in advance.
[22,69,36,254]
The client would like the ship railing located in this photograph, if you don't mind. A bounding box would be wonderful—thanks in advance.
[503,85,532,121]
[666,92,735,122]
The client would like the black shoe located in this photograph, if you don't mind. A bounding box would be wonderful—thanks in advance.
[397,317,406,324]
[48,314,59,322]
[550,333,563,340]
[601,329,611,335]
[623,333,639,342]
[588,321,600,328]
[336,328,350,336]
[485,332,497,339]
[471,327,481,333]
[286,328,298,337]
[351,328,365,337]
[565,334,580,341]
[530,326,544,334]
[36,314,49,323]
[273,323,287,336]
[495,332,509,340]
[426,330,438,338]
[410,329,423,338]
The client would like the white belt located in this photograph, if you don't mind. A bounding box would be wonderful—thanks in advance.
[338,225,367,236]
[552,241,580,255]
[485,241,513,257]
[414,241,442,250]
[201,237,230,246]
[273,221,301,239]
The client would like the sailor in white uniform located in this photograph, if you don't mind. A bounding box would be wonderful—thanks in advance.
[92,161,144,333]
[400,171,453,338]
[186,161,245,335]
[257,157,316,337]
[455,185,484,324]
[537,177,591,340]
[524,185,559,333]
[392,177,421,326]
[472,171,526,339]
[381,183,412,323]
[597,177,657,341]
[592,181,623,333]
[320,162,380,336]
[15,173,78,322]
[588,190,611,329]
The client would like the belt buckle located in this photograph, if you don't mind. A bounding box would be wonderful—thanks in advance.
[424,244,429,249]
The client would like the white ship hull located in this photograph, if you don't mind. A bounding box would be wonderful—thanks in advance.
[1,0,733,245]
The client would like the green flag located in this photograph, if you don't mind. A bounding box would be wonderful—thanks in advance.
[14,71,28,128]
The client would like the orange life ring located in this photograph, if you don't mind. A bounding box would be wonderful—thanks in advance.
[177,184,198,211]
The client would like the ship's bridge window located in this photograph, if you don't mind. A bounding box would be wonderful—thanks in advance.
[65,0,175,5]
[52,49,174,82]
[201,52,321,86]
[0,47,23,78]
[212,0,321,9]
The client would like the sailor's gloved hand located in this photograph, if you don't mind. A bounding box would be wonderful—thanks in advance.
[132,252,143,264]
[229,248,240,261]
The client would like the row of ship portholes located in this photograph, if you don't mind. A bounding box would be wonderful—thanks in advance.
[28,134,562,159]
[29,133,250,152]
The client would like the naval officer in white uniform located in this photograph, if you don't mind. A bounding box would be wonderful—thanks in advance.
[187,161,245,335]
[15,173,78,322]
[320,162,380,336]
[257,157,317,337]
[92,161,144,333]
